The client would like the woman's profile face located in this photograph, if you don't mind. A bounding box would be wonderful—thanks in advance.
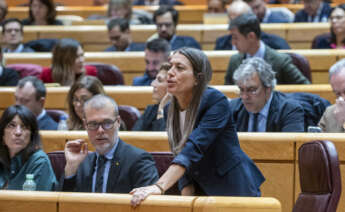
[151,71,168,103]
[73,46,85,74]
[3,115,31,158]
[31,0,48,23]
[167,53,196,98]
[330,8,345,35]
[72,88,93,120]
[109,5,129,19]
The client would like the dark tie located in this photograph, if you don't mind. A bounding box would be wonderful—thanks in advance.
[252,113,259,132]
[95,155,107,193]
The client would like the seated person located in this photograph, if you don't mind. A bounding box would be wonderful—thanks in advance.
[60,94,159,192]
[0,105,57,190]
[40,38,97,86]
[152,5,201,50]
[105,17,145,52]
[93,0,107,5]
[215,0,290,50]
[15,76,58,130]
[132,63,170,131]
[22,0,63,25]
[133,38,170,86]
[225,13,309,85]
[230,57,305,132]
[0,46,19,86]
[0,0,7,24]
[2,18,34,53]
[67,76,105,130]
[294,0,331,23]
[319,59,345,132]
[207,0,227,13]
[313,4,345,49]
[133,0,182,6]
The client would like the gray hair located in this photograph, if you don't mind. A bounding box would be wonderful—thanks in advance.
[83,94,119,118]
[329,59,345,80]
[233,57,276,88]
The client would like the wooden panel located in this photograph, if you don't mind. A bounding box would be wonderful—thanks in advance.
[0,191,58,212]
[193,196,281,212]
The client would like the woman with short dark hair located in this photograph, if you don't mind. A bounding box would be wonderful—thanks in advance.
[22,0,63,25]
[0,105,56,190]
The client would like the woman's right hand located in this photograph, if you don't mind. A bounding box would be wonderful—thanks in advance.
[64,139,88,177]
[129,184,162,208]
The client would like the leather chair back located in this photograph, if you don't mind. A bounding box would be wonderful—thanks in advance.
[6,64,42,78]
[287,52,312,83]
[119,105,141,131]
[86,63,124,85]
[293,140,341,212]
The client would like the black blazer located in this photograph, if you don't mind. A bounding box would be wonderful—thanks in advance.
[60,139,159,193]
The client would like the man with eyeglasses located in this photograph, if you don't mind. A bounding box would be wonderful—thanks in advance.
[230,57,305,132]
[152,5,201,50]
[60,94,159,193]
[2,18,34,53]
[294,0,331,23]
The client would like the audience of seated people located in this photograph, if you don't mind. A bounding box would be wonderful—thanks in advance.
[105,17,145,52]
[132,38,170,86]
[22,0,63,25]
[15,76,58,130]
[2,18,35,53]
[132,63,170,131]
[207,0,227,13]
[0,46,20,86]
[230,57,305,132]
[224,13,310,85]
[214,0,290,50]
[40,38,97,86]
[93,0,108,6]
[0,0,7,24]
[67,76,106,130]
[132,0,182,6]
[294,0,332,22]
[60,94,159,193]
[244,0,292,23]
[312,4,345,49]
[319,59,345,132]
[152,5,201,50]
[0,105,57,190]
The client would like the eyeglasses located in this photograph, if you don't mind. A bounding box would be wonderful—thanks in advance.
[330,15,345,22]
[156,23,173,29]
[6,122,29,131]
[4,28,21,34]
[238,86,261,96]
[86,119,117,131]
[72,97,90,105]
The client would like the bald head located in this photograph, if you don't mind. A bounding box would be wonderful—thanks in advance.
[227,0,252,20]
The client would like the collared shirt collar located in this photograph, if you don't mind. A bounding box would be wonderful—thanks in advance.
[252,91,273,119]
[262,8,271,23]
[169,34,177,44]
[95,137,119,161]
[37,109,46,121]
[246,40,266,59]
[307,2,324,22]
[248,91,273,132]
[3,44,24,53]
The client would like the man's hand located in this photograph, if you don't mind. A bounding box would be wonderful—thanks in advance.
[64,139,88,177]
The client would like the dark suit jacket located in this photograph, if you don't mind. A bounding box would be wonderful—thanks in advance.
[132,72,153,86]
[215,32,290,50]
[104,42,146,52]
[224,44,310,85]
[294,3,332,22]
[132,104,166,131]
[230,91,305,132]
[312,33,333,49]
[60,139,159,193]
[171,87,265,196]
[171,35,201,50]
[0,67,19,86]
[38,112,58,130]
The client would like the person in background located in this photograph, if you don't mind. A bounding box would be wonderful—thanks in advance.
[230,57,305,132]
[130,48,264,206]
[312,4,345,49]
[214,0,290,50]
[67,76,105,130]
[207,0,227,13]
[294,0,332,23]
[93,0,108,5]
[22,0,63,25]
[40,38,97,86]
[60,95,159,193]
[153,6,201,50]
[0,105,57,190]
[105,17,145,52]
[0,0,8,24]
[0,46,20,86]
[319,59,345,132]
[2,18,35,53]
[132,63,170,131]
[132,0,182,6]
[133,38,170,86]
[15,76,58,130]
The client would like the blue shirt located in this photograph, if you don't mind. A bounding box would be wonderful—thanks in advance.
[246,41,266,59]
[248,92,273,132]
[307,2,328,22]
[92,138,119,193]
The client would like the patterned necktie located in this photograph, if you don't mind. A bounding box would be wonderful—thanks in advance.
[95,155,107,193]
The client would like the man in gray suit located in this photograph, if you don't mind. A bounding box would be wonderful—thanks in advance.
[61,94,159,193]
[224,13,310,85]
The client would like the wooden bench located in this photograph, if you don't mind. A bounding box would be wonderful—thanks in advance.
[37,131,345,212]
[4,49,342,85]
